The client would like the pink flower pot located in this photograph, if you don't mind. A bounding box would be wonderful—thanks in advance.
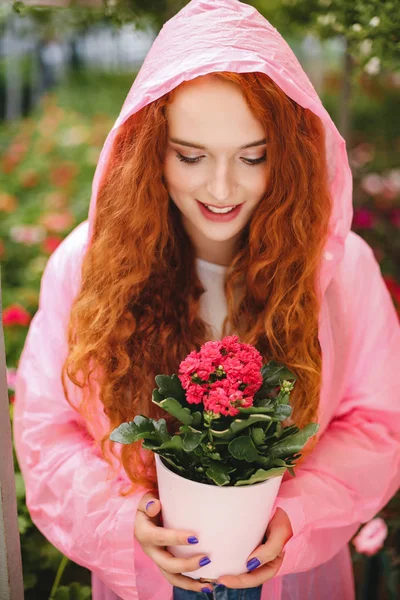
[154,453,283,579]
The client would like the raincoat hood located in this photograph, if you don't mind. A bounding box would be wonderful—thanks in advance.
[88,0,353,302]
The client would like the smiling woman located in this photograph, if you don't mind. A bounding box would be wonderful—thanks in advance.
[12,1,400,600]
[43,65,330,596]
[163,75,270,266]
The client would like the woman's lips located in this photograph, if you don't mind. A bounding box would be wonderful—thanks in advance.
[196,199,243,222]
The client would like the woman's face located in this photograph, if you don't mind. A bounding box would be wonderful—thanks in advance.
[163,75,269,266]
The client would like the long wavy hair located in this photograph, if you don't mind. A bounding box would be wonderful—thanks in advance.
[62,71,332,494]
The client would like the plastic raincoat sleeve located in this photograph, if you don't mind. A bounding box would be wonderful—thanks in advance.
[274,238,400,575]
[13,234,151,600]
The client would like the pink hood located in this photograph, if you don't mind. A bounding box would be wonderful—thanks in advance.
[13,1,400,600]
[88,0,352,304]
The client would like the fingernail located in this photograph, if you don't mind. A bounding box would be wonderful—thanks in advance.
[246,557,261,571]
[145,501,155,511]
[201,587,213,594]
[188,536,199,544]
[199,556,212,567]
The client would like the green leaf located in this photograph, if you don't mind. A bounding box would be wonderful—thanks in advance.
[261,420,274,438]
[152,388,164,404]
[18,514,31,535]
[154,374,186,402]
[110,416,160,444]
[23,572,37,591]
[152,396,194,425]
[182,430,204,452]
[269,458,291,467]
[251,427,265,446]
[276,391,291,405]
[274,404,292,420]
[209,426,230,439]
[255,398,275,408]
[154,419,170,441]
[277,424,299,440]
[209,452,222,460]
[157,453,186,474]
[270,423,319,458]
[141,439,161,451]
[205,461,232,486]
[212,413,273,441]
[234,467,286,486]
[158,434,184,452]
[233,414,271,435]
[261,361,297,385]
[272,422,283,438]
[53,583,92,600]
[191,411,203,428]
[228,435,262,462]
[179,424,205,438]
[236,405,276,415]
[15,472,25,499]
[70,583,92,600]
[39,542,63,571]
[53,588,69,600]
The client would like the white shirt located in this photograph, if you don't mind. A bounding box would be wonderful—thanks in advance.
[195,257,228,341]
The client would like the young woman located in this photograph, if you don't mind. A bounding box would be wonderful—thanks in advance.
[13,1,400,599]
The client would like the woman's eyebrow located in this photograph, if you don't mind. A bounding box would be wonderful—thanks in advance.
[169,138,267,150]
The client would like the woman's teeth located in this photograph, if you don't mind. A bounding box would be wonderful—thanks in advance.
[204,204,236,213]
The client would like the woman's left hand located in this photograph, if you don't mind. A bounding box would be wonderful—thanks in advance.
[215,508,293,589]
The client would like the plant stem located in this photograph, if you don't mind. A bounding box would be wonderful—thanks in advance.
[208,415,214,444]
[204,411,214,445]
[49,554,69,600]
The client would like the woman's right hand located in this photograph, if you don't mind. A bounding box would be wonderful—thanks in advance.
[134,492,214,593]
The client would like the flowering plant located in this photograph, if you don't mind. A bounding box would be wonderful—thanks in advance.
[110,335,319,486]
[352,518,389,557]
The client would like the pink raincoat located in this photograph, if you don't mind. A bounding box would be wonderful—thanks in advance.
[13,1,400,599]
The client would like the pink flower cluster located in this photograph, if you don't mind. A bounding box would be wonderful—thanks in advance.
[178,335,263,417]
[10,225,46,245]
[3,304,31,327]
[352,518,388,556]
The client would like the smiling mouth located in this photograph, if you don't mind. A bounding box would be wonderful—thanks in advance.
[198,201,241,209]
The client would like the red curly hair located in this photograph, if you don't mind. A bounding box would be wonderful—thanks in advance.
[62,71,332,494]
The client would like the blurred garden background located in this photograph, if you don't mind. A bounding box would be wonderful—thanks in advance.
[1,1,399,599]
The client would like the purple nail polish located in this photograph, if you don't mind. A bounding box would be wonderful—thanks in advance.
[145,501,155,511]
[201,587,213,594]
[199,556,211,567]
[247,557,261,571]
[188,536,199,544]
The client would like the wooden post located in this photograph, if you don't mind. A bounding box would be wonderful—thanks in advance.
[0,271,24,599]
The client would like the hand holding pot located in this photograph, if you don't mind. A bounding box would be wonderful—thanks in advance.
[134,492,214,594]
[216,507,293,589]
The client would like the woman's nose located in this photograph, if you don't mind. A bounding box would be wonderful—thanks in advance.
[206,162,234,201]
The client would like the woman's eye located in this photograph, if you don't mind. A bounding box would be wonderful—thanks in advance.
[176,152,202,164]
[242,154,267,166]
[175,152,267,165]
